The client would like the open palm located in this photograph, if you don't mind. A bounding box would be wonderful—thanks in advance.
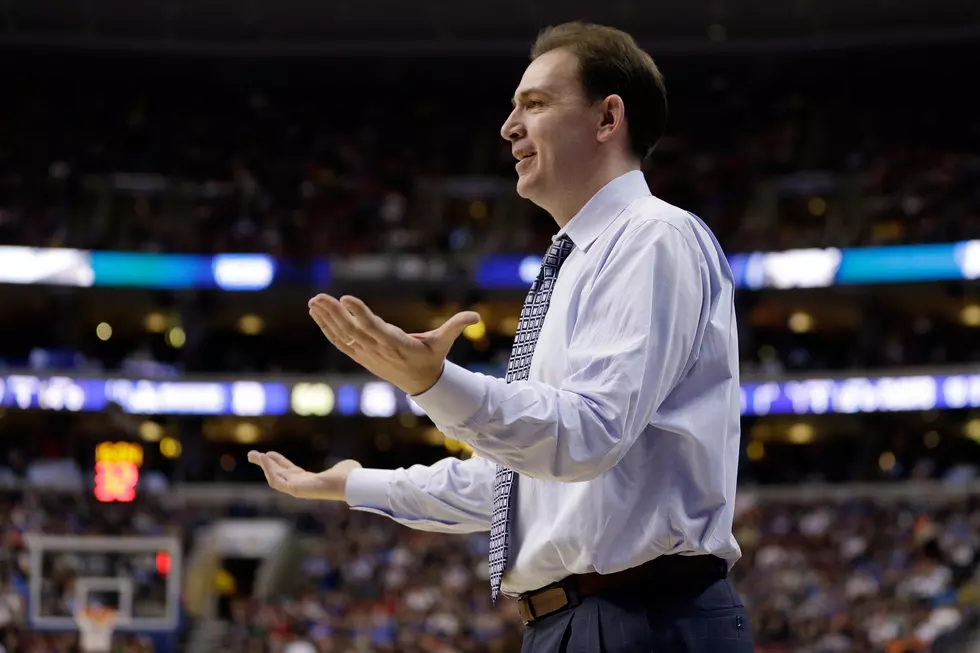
[308,293,480,396]
[247,451,362,502]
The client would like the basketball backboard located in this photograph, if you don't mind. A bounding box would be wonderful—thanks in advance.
[24,534,182,633]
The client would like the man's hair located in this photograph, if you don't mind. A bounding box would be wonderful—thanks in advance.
[531,22,667,161]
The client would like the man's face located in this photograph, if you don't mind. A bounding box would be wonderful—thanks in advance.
[501,48,600,207]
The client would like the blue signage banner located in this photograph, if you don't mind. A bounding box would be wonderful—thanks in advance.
[3,371,980,417]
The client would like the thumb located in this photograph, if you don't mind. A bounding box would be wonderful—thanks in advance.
[434,311,482,344]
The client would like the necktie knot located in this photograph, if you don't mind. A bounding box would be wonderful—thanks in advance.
[540,234,574,276]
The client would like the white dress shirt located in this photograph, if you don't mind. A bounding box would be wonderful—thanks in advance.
[346,170,743,596]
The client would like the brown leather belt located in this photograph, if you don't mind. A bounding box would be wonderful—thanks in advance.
[515,555,728,625]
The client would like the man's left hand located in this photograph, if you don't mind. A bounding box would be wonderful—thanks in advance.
[308,294,481,396]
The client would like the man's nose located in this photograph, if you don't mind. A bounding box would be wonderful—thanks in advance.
[501,110,524,142]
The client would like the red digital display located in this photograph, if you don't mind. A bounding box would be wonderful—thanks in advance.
[94,461,139,502]
[94,442,143,503]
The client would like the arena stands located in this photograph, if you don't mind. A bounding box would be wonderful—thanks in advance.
[4,485,980,653]
[2,0,980,651]
[1,48,978,259]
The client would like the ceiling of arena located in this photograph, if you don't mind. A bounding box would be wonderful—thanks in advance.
[2,0,979,54]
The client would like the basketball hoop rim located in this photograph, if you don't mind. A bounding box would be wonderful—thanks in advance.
[75,606,121,625]
[75,606,119,653]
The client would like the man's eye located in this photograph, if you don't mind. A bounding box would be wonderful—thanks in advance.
[525,100,543,109]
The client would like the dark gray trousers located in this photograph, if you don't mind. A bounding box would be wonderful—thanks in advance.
[520,578,754,653]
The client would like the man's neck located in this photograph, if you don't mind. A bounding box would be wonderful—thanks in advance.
[550,160,641,227]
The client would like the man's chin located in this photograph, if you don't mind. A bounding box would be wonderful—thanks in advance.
[515,174,536,199]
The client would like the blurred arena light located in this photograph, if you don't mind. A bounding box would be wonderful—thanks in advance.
[444,437,474,456]
[211,253,275,290]
[290,383,335,416]
[960,303,980,327]
[165,326,186,349]
[741,248,842,290]
[95,322,112,341]
[924,430,941,448]
[750,423,772,440]
[787,423,815,444]
[238,314,264,335]
[746,441,765,461]
[808,197,828,217]
[144,312,167,333]
[159,436,182,458]
[233,422,260,444]
[518,256,542,284]
[139,421,164,442]
[10,240,980,292]
[788,311,814,333]
[463,319,487,341]
[423,427,444,446]
[469,201,488,220]
[360,382,396,417]
[878,451,896,472]
[155,552,172,576]
[963,419,980,443]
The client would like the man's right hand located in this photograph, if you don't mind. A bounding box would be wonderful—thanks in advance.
[247,451,362,502]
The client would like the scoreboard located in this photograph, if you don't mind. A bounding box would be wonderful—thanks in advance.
[94,441,143,503]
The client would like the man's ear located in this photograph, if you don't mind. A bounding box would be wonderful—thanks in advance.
[597,94,626,143]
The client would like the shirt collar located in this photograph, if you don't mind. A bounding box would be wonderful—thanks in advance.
[554,170,651,251]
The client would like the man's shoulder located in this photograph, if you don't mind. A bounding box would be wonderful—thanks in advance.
[612,197,733,286]
[618,196,712,251]
[628,195,696,226]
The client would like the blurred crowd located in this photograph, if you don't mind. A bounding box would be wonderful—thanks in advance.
[1,55,978,260]
[733,497,980,653]
[1,488,980,652]
[219,511,524,653]
[222,498,980,653]
[7,292,980,379]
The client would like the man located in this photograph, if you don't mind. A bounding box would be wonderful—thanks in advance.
[250,22,753,653]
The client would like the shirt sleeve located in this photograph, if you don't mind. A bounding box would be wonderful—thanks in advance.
[344,454,494,533]
[411,220,709,482]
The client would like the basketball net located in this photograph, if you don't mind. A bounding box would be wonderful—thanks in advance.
[74,606,118,653]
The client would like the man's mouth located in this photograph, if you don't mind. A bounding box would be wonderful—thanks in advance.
[516,153,536,170]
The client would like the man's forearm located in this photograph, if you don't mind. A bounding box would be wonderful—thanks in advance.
[410,362,632,482]
[345,457,493,534]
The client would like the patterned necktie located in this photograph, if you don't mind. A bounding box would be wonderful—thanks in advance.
[489,234,575,602]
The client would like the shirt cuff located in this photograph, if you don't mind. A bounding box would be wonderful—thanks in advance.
[410,360,486,428]
[344,468,395,510]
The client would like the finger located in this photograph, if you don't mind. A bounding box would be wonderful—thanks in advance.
[310,297,357,345]
[308,295,347,340]
[307,293,330,310]
[439,311,482,337]
[310,306,357,356]
[340,296,400,345]
[265,451,303,472]
[250,450,294,474]
[248,452,285,489]
[319,295,378,346]
[308,303,328,330]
